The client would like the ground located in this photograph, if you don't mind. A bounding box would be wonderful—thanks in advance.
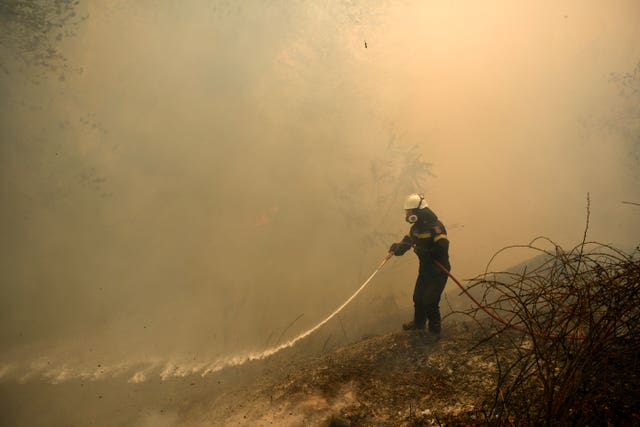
[183,323,500,426]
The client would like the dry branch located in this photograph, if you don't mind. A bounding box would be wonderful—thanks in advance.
[456,239,640,425]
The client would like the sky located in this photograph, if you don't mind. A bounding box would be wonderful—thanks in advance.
[1,0,639,382]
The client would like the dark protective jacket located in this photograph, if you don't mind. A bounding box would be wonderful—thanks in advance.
[392,207,451,271]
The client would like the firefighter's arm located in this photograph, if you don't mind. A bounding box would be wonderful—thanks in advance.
[433,232,449,257]
[389,235,413,256]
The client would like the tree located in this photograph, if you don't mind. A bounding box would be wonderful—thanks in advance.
[0,0,84,80]
[609,61,640,177]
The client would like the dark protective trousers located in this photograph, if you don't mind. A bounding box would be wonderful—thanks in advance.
[413,261,449,333]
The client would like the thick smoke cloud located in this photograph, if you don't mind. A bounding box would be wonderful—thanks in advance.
[1,0,639,382]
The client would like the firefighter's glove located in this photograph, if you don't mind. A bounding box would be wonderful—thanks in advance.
[389,243,410,256]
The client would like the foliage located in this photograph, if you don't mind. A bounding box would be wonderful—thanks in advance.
[0,0,84,80]
[459,236,640,425]
[609,61,640,174]
[610,62,640,98]
[331,137,435,250]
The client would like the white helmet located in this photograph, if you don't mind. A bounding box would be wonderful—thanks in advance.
[403,193,428,210]
[404,193,428,223]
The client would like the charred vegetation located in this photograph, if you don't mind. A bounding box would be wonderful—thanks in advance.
[451,237,640,425]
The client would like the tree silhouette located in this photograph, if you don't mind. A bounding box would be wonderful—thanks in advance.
[0,0,84,80]
[609,61,640,176]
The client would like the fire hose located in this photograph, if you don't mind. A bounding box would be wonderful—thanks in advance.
[431,257,580,340]
[431,258,533,336]
[255,247,576,364]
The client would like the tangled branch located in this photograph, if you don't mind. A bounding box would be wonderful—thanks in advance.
[458,238,640,425]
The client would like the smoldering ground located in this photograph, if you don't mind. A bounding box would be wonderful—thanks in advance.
[1,1,639,426]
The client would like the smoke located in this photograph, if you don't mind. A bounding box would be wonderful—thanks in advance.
[1,0,639,397]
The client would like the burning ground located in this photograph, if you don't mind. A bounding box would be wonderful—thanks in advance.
[1,321,498,427]
[172,293,640,427]
[2,241,640,426]
[182,323,501,427]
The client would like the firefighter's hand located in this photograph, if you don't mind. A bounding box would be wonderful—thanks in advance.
[389,243,404,256]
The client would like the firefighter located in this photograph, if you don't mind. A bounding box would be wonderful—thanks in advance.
[389,193,451,338]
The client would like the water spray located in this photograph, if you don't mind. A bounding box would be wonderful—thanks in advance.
[200,252,394,372]
[1,253,394,384]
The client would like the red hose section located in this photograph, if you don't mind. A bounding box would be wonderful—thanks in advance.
[430,258,585,340]
[431,259,531,336]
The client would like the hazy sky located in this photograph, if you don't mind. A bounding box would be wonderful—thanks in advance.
[1,0,639,373]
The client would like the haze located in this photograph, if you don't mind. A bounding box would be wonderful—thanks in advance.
[1,0,639,384]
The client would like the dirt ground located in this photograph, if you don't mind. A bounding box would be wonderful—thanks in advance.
[180,322,500,426]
